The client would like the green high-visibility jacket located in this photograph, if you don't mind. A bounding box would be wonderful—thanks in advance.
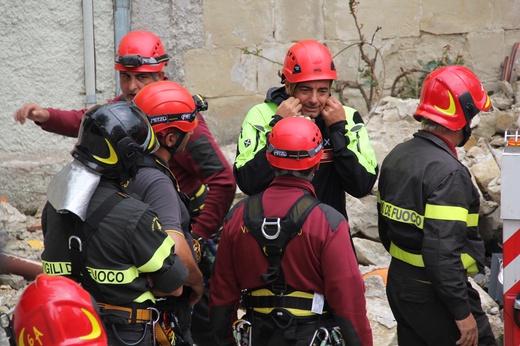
[234,86,378,220]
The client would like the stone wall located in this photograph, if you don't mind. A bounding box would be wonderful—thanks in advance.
[1,0,520,212]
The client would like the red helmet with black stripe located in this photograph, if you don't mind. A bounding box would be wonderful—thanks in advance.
[134,80,206,134]
[414,65,491,131]
[115,30,169,73]
[266,116,323,170]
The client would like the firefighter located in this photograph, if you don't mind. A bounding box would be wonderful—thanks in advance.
[13,29,235,346]
[130,80,206,345]
[41,102,188,346]
[210,116,373,345]
[378,65,496,346]
[234,39,378,221]
[11,274,108,346]
[13,29,235,241]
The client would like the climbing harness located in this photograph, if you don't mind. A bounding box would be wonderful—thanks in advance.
[243,191,320,294]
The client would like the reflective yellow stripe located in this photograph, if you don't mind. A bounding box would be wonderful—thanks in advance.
[194,184,206,198]
[379,199,424,229]
[249,289,323,317]
[42,261,72,275]
[424,204,468,223]
[43,260,141,284]
[461,254,479,276]
[138,236,175,273]
[87,267,139,284]
[42,261,156,303]
[148,127,156,151]
[189,185,207,213]
[378,194,477,228]
[389,242,424,267]
[467,213,479,227]
[134,291,155,304]
[390,242,478,275]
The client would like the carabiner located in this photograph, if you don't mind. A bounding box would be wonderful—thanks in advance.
[147,307,160,346]
[309,327,330,346]
[232,319,252,346]
[331,326,345,346]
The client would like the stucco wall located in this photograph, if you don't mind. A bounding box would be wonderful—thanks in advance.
[1,0,519,212]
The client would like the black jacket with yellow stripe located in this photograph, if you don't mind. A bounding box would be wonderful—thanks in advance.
[42,178,188,308]
[377,130,486,320]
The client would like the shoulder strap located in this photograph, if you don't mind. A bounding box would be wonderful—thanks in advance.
[68,192,128,300]
[139,155,178,188]
[244,191,320,294]
[138,155,194,218]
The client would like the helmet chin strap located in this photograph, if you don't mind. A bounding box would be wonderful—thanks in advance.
[458,125,472,147]
[162,131,187,157]
[458,92,479,147]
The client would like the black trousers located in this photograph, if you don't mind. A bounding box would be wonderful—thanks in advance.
[386,266,496,346]
[191,286,212,345]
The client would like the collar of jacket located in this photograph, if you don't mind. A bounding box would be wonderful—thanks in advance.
[414,130,458,158]
[268,175,318,198]
[265,86,288,105]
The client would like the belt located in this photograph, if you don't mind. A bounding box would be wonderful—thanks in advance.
[244,289,329,317]
[97,303,152,324]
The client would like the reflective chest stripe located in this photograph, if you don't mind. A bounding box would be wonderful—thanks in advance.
[378,196,479,229]
[42,261,155,303]
[379,194,479,275]
[42,260,140,283]
[379,199,424,228]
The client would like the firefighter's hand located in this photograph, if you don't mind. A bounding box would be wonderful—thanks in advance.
[277,97,302,118]
[14,103,50,124]
[455,314,478,346]
[321,96,346,126]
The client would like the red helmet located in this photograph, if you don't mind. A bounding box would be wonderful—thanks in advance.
[414,65,491,130]
[115,30,169,73]
[281,40,337,84]
[134,80,205,133]
[12,274,107,346]
[266,116,323,170]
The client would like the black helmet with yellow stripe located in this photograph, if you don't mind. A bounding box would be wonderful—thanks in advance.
[72,101,158,183]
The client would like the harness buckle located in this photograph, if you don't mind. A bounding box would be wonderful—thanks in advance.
[262,218,281,240]
[68,235,82,251]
